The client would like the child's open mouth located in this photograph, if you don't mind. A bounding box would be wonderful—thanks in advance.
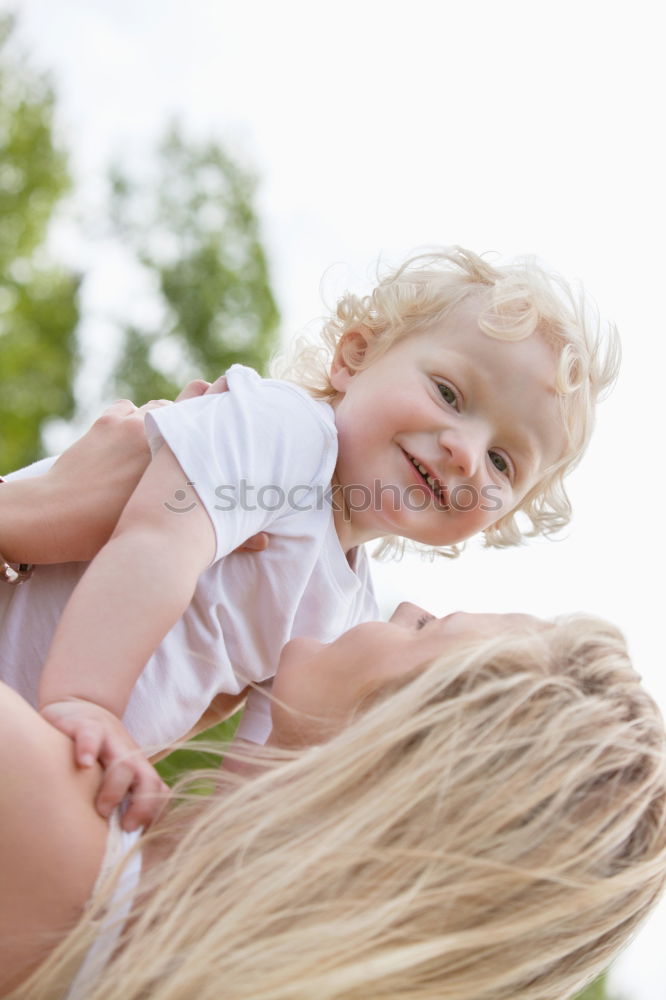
[402,450,448,505]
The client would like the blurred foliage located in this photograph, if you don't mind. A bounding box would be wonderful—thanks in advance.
[156,712,241,787]
[0,13,80,472]
[1,13,279,472]
[108,125,280,403]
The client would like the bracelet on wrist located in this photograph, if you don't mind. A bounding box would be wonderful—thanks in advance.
[0,476,34,584]
[0,555,33,584]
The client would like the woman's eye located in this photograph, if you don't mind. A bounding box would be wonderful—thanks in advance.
[489,451,509,475]
[437,383,458,408]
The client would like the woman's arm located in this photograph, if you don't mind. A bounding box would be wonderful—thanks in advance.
[1,375,270,568]
[0,683,108,997]
[0,398,155,565]
[0,381,216,566]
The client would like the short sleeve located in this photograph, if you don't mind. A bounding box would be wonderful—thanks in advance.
[144,367,337,562]
[235,684,274,744]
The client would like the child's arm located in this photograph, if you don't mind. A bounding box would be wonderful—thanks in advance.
[38,441,216,830]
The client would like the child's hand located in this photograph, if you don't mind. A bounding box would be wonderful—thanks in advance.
[40,698,168,831]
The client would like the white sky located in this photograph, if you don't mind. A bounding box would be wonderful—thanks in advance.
[8,1,666,995]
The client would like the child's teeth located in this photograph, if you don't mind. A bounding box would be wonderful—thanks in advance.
[409,455,440,495]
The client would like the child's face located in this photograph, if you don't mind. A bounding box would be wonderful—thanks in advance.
[330,298,565,550]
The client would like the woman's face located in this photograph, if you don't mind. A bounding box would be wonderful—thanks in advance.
[270,604,542,746]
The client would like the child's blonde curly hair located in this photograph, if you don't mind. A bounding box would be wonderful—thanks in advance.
[273,246,621,558]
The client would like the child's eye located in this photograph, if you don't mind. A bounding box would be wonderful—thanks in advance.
[437,382,459,408]
[489,451,510,476]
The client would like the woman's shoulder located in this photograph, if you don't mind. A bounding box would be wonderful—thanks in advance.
[0,683,108,994]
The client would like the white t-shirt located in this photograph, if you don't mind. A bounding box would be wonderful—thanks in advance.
[0,366,379,749]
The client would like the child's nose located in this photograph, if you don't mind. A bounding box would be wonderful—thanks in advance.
[437,425,485,478]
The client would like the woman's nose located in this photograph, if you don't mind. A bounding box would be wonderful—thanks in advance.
[389,602,432,628]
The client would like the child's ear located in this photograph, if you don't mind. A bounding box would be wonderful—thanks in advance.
[330,329,371,393]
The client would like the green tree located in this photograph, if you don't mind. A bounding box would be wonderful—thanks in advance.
[0,13,80,472]
[108,125,280,403]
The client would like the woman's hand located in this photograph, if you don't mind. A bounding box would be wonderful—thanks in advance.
[31,380,220,562]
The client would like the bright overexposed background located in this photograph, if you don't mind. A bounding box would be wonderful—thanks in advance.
[8,2,666,995]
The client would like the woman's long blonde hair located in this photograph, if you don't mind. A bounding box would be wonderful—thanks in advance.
[19,616,666,1000]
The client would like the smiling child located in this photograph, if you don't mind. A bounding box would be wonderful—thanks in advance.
[1,246,619,828]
